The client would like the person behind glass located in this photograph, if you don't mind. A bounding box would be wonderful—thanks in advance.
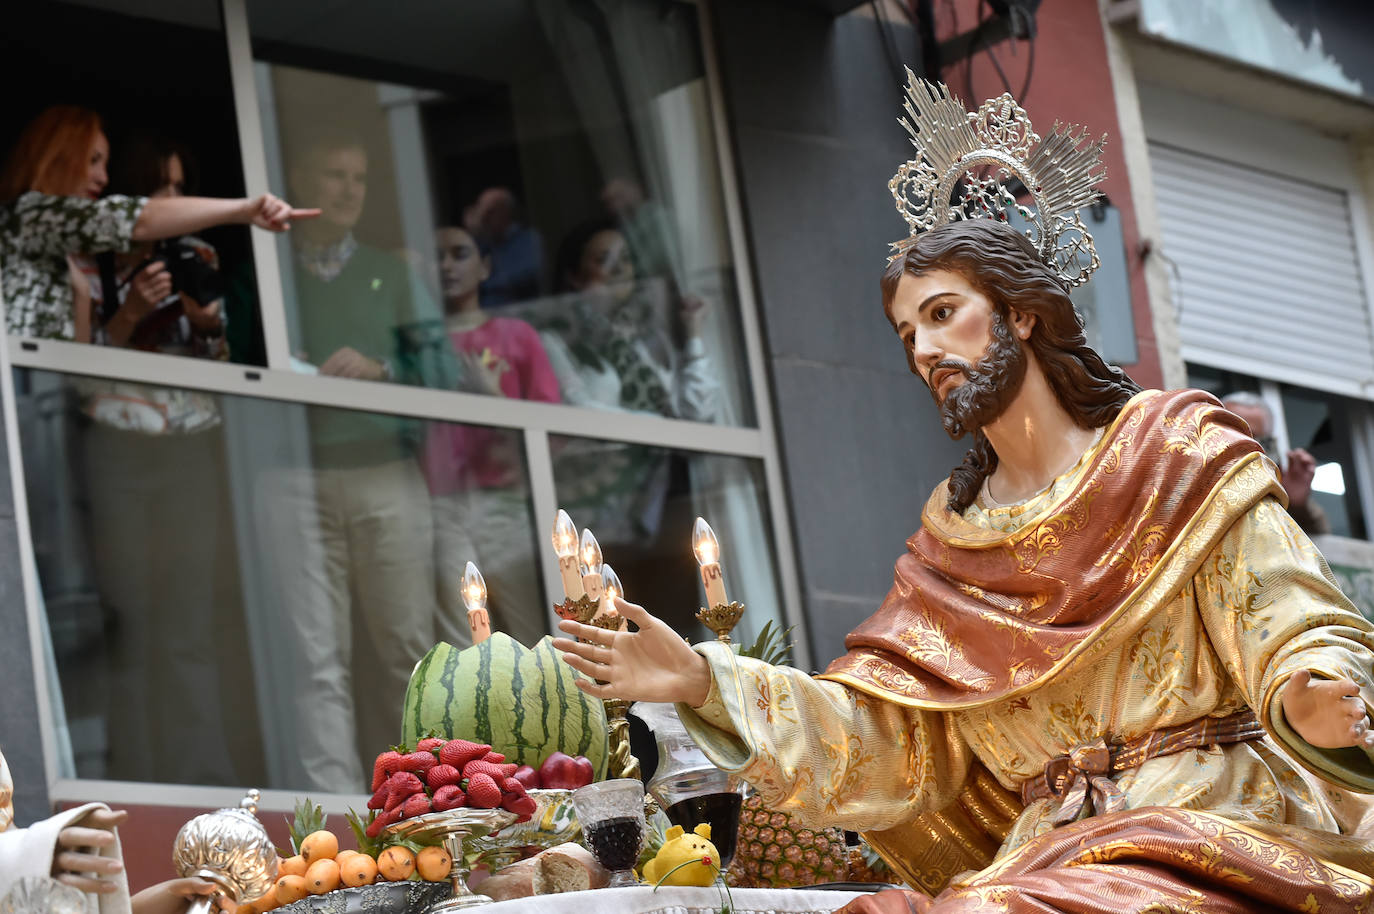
[89,134,227,357]
[464,187,543,306]
[1222,391,1332,535]
[542,215,717,420]
[420,224,560,646]
[71,134,257,787]
[258,128,446,791]
[0,105,314,343]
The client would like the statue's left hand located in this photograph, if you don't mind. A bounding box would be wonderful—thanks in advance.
[52,807,128,893]
[1280,670,1374,749]
[131,877,234,914]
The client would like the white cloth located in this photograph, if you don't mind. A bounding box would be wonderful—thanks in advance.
[476,886,866,914]
[0,786,132,914]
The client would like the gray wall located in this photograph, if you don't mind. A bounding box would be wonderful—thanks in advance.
[712,3,965,667]
[0,422,48,826]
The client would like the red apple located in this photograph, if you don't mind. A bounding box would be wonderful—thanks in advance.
[570,756,594,788]
[537,752,581,789]
[512,765,542,790]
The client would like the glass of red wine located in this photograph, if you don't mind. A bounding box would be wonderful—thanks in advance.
[573,779,647,888]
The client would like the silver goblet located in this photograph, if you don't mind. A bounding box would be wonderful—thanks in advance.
[386,808,519,910]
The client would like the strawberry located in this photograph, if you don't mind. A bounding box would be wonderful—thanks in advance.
[501,792,537,822]
[367,783,389,810]
[463,760,517,781]
[439,739,490,768]
[482,751,506,763]
[402,792,433,819]
[367,805,403,838]
[426,764,461,789]
[417,737,446,752]
[433,784,466,812]
[400,751,438,774]
[371,750,403,792]
[465,773,502,809]
[501,777,528,797]
[386,771,424,811]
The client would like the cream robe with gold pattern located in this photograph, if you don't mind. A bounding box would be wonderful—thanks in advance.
[678,455,1374,867]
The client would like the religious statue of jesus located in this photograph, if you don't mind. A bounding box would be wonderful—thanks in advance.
[555,76,1374,912]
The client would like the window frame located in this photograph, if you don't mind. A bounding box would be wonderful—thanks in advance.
[4,0,806,816]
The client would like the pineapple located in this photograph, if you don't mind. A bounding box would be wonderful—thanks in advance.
[286,798,326,857]
[727,794,849,888]
[725,624,848,888]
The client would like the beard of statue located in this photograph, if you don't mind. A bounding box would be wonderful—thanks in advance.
[931,310,1028,440]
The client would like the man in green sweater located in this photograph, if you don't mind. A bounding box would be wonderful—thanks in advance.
[259,130,450,791]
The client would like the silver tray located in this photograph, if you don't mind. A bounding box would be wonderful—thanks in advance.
[274,881,451,914]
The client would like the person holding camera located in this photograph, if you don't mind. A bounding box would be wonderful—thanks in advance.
[87,134,228,359]
[0,105,316,343]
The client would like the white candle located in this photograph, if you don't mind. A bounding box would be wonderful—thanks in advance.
[552,509,584,600]
[580,529,604,601]
[461,561,492,644]
[692,517,729,608]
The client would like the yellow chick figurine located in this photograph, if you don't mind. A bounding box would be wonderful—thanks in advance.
[642,823,721,887]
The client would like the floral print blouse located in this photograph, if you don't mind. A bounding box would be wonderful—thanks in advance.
[0,191,146,340]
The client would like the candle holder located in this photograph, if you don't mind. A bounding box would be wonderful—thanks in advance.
[386,808,518,910]
[554,594,599,626]
[696,601,745,644]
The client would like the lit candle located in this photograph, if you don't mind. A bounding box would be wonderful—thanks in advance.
[600,563,625,629]
[692,517,728,608]
[580,529,605,601]
[461,561,492,644]
[552,509,584,600]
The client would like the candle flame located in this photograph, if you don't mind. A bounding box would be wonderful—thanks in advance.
[692,517,720,566]
[461,561,487,612]
[579,528,603,569]
[552,509,578,558]
[601,563,623,602]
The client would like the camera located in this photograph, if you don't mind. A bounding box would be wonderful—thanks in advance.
[150,237,224,307]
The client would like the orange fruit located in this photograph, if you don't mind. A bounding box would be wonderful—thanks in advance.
[278,855,307,878]
[415,845,452,882]
[340,853,379,887]
[306,858,340,894]
[273,875,309,906]
[377,846,416,882]
[233,901,260,914]
[301,830,339,864]
[335,849,358,865]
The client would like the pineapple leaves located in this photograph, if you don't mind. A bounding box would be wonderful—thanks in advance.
[734,620,796,667]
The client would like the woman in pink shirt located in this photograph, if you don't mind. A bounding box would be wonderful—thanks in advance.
[423,225,559,646]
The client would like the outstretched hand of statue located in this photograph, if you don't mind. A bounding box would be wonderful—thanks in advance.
[1280,670,1374,750]
[554,597,712,707]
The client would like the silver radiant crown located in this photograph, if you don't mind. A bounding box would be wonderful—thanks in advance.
[889,70,1108,287]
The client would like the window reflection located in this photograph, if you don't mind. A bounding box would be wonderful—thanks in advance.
[550,434,784,645]
[17,368,545,791]
[251,0,756,425]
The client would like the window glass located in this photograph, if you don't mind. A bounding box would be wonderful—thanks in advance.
[16,367,545,792]
[549,434,785,645]
[2,1,269,363]
[247,0,756,426]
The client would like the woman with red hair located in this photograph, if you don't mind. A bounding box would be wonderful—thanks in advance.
[0,105,317,341]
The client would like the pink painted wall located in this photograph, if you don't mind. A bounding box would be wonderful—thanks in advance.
[933,0,1164,388]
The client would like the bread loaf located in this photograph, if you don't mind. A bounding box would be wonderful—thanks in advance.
[480,858,543,900]
[538,842,611,893]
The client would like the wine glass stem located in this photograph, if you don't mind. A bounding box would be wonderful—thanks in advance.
[607,869,639,888]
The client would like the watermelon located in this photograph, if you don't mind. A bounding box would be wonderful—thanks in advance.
[400,633,609,780]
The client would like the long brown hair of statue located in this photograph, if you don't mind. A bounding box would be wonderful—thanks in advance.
[881,219,1141,513]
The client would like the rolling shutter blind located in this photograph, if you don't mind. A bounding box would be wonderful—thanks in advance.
[1149,142,1374,399]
